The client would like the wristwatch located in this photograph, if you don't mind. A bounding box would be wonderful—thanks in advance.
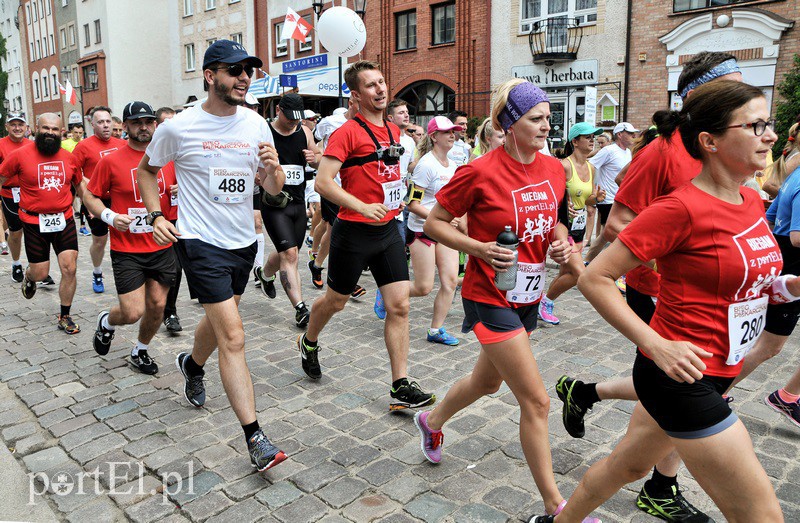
[145,211,164,226]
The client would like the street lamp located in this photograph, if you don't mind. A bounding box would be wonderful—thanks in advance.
[61,66,86,128]
[312,1,367,108]
[2,99,8,136]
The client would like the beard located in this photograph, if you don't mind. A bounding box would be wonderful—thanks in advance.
[213,81,243,107]
[129,130,152,144]
[35,133,61,156]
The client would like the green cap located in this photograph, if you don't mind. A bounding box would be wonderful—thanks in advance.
[568,122,604,142]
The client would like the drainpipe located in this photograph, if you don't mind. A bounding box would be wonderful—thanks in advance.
[622,0,632,122]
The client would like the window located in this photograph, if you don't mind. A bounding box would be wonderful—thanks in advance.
[32,2,37,21]
[205,0,215,10]
[37,39,42,59]
[49,34,54,54]
[60,28,66,49]
[206,38,217,50]
[29,42,34,61]
[83,64,98,90]
[46,0,50,15]
[26,4,30,24]
[68,24,76,46]
[431,3,455,45]
[83,23,89,47]
[62,0,68,6]
[33,76,39,100]
[396,10,416,51]
[94,19,100,43]
[230,0,240,3]
[231,32,243,45]
[52,73,59,98]
[298,15,312,52]
[42,74,49,97]
[275,23,287,56]
[183,0,193,16]
[674,0,758,12]
[185,43,195,71]
[521,0,597,32]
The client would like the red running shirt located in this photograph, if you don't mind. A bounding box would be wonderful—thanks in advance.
[161,162,178,221]
[0,146,81,224]
[0,138,32,198]
[323,116,402,223]
[615,135,702,297]
[72,135,127,181]
[436,146,566,308]
[619,183,782,377]
[88,145,173,253]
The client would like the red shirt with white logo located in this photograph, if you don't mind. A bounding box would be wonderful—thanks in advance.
[88,145,172,253]
[619,183,782,377]
[0,146,81,224]
[0,137,32,198]
[436,146,566,308]
[323,116,403,223]
[615,135,702,297]
[72,135,127,181]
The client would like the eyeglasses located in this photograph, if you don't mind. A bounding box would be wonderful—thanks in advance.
[212,64,255,78]
[726,118,775,136]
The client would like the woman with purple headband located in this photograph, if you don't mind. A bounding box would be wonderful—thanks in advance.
[412,79,600,522]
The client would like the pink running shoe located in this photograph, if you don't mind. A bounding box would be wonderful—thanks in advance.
[414,410,443,464]
[538,297,560,325]
[552,499,602,523]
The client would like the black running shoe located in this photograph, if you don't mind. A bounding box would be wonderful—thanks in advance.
[389,380,435,411]
[295,303,310,328]
[297,334,321,380]
[556,375,590,438]
[131,350,158,375]
[636,482,714,522]
[247,429,287,472]
[175,352,205,407]
[254,266,276,299]
[163,314,182,333]
[93,311,115,355]
[308,259,324,289]
[252,266,261,288]
[350,284,366,299]
[11,265,23,283]
[525,516,555,523]
[21,274,36,299]
[40,275,56,286]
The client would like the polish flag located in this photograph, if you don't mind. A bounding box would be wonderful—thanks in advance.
[280,7,313,43]
[58,80,78,106]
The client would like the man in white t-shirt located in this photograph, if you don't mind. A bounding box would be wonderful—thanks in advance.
[446,110,472,166]
[136,39,288,473]
[386,99,416,237]
[585,121,637,263]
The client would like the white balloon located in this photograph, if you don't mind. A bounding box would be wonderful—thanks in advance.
[317,6,366,58]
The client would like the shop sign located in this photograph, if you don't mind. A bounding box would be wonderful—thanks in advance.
[512,60,598,88]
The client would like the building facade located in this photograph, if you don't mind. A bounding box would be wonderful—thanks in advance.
[173,0,255,109]
[492,0,628,145]
[21,0,61,121]
[56,0,80,127]
[627,1,797,130]
[0,0,29,119]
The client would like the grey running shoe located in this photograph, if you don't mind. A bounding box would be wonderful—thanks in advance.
[175,352,205,407]
[247,429,287,472]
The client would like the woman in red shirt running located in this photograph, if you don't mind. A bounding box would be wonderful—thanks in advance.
[414,79,599,521]
[531,81,791,522]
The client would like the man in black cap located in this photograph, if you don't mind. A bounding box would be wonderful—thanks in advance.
[84,101,177,375]
[254,93,319,328]
[0,113,34,282]
[136,40,288,472]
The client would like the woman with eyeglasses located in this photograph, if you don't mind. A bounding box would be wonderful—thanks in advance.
[538,122,605,326]
[530,81,789,522]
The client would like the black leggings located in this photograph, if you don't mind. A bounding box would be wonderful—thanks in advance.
[261,201,306,253]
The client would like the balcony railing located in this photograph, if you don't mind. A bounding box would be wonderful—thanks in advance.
[528,17,583,65]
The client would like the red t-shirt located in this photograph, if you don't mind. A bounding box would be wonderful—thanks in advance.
[87,145,173,253]
[0,146,81,224]
[0,137,32,198]
[72,135,127,181]
[323,116,403,223]
[161,162,178,221]
[436,146,566,308]
[615,135,702,297]
[619,183,782,377]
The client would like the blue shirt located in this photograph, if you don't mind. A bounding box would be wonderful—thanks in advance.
[766,166,800,236]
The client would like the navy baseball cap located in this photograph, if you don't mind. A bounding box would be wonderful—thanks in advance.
[122,101,156,121]
[203,39,263,71]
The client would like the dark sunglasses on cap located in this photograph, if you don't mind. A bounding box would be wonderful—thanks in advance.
[211,63,255,78]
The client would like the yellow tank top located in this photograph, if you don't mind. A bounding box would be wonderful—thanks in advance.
[566,157,594,210]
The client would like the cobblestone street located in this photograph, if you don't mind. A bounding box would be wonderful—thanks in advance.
[2,235,800,522]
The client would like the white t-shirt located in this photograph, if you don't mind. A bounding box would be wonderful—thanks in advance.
[588,142,631,203]
[407,151,458,233]
[447,139,471,167]
[396,134,416,221]
[315,113,347,187]
[146,104,273,250]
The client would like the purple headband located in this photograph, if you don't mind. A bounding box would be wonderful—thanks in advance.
[498,82,550,131]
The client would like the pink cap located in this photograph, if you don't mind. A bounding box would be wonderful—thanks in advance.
[427,116,464,134]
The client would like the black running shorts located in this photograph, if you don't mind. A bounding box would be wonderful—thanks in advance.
[321,197,340,225]
[327,219,408,295]
[633,352,737,439]
[2,196,22,232]
[765,234,800,336]
[261,200,306,253]
[596,203,612,226]
[22,218,79,263]
[111,248,178,295]
[174,238,256,304]
[461,298,539,345]
[626,285,657,324]
[81,201,111,236]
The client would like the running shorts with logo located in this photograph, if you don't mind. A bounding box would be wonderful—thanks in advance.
[112,249,177,295]
[261,200,306,253]
[22,217,79,263]
[175,238,256,303]
[327,220,408,295]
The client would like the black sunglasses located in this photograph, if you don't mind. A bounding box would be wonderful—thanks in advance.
[212,64,255,78]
